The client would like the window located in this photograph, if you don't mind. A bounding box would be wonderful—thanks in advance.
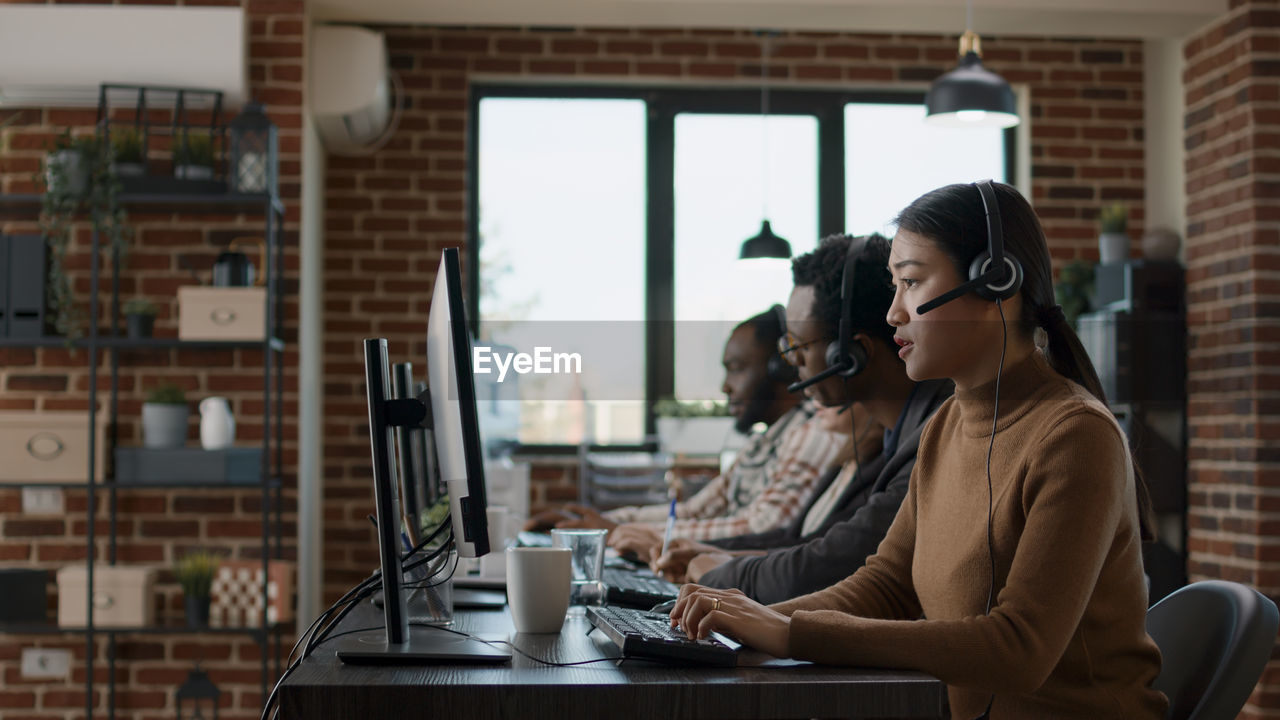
[471,88,1012,449]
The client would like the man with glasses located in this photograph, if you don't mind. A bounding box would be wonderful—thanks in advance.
[647,233,953,604]
[526,309,847,558]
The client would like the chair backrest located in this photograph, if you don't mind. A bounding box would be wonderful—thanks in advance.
[577,442,673,510]
[1145,580,1279,720]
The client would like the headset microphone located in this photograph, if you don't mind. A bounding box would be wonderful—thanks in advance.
[785,363,844,394]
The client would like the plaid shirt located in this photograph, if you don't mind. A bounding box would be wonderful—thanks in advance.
[606,402,847,541]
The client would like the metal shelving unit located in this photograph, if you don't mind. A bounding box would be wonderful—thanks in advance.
[0,189,286,719]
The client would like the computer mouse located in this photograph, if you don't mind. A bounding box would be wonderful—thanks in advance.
[650,599,677,614]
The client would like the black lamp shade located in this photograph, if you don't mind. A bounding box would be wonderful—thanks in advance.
[924,52,1019,129]
[227,101,278,195]
[740,220,792,260]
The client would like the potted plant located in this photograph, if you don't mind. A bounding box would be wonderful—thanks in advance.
[110,128,145,177]
[123,297,158,339]
[174,132,216,181]
[653,397,736,455]
[142,384,189,448]
[44,132,97,197]
[1098,203,1129,265]
[1054,260,1095,331]
[175,550,219,627]
[39,130,130,340]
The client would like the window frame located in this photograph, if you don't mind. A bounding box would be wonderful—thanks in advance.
[468,83,1016,453]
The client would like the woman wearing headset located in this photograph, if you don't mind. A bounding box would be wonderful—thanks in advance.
[669,182,1167,719]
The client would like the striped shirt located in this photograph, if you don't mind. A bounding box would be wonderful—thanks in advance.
[605,402,847,541]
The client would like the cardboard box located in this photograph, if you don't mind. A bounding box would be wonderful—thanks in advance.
[56,566,156,628]
[0,412,105,483]
[114,447,263,484]
[210,560,294,628]
[178,286,266,341]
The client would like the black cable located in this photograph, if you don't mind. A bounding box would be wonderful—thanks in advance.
[261,523,456,720]
[404,622,618,668]
[973,298,1008,720]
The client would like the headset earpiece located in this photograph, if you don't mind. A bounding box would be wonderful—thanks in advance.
[824,334,867,379]
[968,251,1023,302]
[766,304,799,384]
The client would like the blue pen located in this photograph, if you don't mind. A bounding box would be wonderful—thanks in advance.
[660,497,677,557]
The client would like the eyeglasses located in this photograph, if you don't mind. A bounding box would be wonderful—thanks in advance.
[777,332,821,366]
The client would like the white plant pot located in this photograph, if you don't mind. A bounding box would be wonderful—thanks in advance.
[142,403,189,448]
[655,416,738,456]
[46,150,89,196]
[1099,232,1130,265]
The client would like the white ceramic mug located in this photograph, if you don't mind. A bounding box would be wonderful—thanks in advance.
[505,547,571,634]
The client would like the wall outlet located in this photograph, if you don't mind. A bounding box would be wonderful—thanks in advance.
[21,488,64,515]
[20,648,71,679]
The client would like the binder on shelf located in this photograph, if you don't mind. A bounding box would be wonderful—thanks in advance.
[7,235,46,338]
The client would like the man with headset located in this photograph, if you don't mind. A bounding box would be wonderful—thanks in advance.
[648,233,953,604]
[524,308,847,549]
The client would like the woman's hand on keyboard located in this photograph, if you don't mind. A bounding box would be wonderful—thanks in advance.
[670,584,791,658]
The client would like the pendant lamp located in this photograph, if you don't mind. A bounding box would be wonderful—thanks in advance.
[924,0,1019,129]
[740,31,792,261]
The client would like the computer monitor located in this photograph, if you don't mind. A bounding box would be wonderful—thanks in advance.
[337,248,508,665]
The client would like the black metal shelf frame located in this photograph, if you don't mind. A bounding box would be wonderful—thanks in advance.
[0,189,287,718]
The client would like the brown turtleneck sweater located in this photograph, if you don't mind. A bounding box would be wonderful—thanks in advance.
[773,351,1166,720]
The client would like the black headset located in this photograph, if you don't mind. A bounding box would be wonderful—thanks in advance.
[787,235,869,394]
[765,304,799,384]
[916,180,1024,315]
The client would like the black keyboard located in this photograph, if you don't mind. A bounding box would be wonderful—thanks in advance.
[587,606,739,667]
[603,567,679,608]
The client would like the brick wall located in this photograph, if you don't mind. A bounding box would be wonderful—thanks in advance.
[0,1,303,718]
[1184,2,1280,717]
[320,25,1148,601]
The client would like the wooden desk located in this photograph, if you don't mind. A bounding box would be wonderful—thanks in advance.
[279,604,945,720]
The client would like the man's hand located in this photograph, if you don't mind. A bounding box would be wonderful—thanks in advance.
[522,504,617,532]
[686,552,734,583]
[608,523,663,563]
[651,538,723,582]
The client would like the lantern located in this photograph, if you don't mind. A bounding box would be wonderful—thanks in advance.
[227,101,278,195]
[175,666,220,720]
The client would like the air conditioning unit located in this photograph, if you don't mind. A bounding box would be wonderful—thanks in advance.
[311,26,392,153]
[0,6,247,108]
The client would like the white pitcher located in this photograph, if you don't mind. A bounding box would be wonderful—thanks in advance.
[199,397,235,450]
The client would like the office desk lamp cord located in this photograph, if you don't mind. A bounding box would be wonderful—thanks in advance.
[972,298,1007,720]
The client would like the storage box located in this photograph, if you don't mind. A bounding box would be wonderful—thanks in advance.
[0,412,105,483]
[114,447,263,484]
[0,568,48,623]
[56,565,156,628]
[210,560,294,627]
[178,286,266,341]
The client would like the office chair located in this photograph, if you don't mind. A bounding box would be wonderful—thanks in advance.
[577,440,673,510]
[1145,580,1279,720]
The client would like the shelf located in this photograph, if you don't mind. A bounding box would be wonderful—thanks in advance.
[0,621,276,636]
[0,192,282,216]
[0,336,285,352]
[0,478,282,490]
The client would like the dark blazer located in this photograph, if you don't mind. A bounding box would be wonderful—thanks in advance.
[698,379,953,605]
